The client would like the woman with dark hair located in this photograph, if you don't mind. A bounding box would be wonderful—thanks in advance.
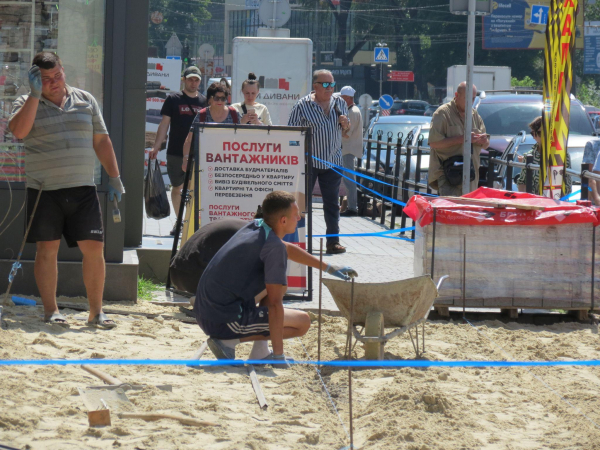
[516,116,572,195]
[181,82,240,171]
[232,73,272,125]
[220,77,232,104]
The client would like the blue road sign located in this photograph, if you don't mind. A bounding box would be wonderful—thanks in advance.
[374,47,389,63]
[379,95,394,110]
[166,56,181,60]
[530,5,549,25]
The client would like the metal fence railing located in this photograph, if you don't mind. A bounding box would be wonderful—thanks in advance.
[355,129,431,240]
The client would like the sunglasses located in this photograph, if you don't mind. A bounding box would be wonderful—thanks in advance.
[530,130,541,137]
[213,96,227,102]
[315,81,336,88]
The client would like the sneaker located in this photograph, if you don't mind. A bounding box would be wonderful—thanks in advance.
[340,210,358,217]
[326,243,347,254]
[207,338,236,360]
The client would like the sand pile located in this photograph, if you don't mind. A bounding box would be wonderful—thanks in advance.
[1,301,600,449]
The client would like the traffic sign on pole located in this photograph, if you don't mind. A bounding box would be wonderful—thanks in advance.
[374,47,389,63]
[387,71,414,82]
[378,95,394,110]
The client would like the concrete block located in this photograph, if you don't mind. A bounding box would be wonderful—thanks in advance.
[484,297,513,307]
[543,299,572,309]
[0,250,138,302]
[137,248,171,284]
[512,298,543,308]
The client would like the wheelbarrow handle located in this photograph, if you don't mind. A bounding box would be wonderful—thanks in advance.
[436,275,449,291]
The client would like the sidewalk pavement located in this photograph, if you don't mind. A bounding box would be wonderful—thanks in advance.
[291,204,414,313]
[143,194,416,313]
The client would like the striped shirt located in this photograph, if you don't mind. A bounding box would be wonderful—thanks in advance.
[9,85,108,190]
[288,92,348,169]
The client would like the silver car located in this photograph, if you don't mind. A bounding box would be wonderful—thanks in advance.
[361,115,431,171]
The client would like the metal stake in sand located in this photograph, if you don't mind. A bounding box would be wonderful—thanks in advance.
[344,278,355,449]
[591,224,596,324]
[462,234,467,320]
[431,207,437,280]
[318,238,323,365]
[2,187,43,307]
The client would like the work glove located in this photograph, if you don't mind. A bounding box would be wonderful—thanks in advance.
[325,264,358,281]
[28,65,42,99]
[261,353,293,369]
[108,176,125,202]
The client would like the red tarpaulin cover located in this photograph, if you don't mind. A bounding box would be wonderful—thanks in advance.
[403,187,599,227]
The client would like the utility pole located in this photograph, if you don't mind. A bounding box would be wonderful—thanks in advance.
[449,0,492,195]
[462,0,475,195]
[315,4,320,66]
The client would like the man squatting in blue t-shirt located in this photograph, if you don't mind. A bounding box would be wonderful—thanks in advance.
[194,191,358,364]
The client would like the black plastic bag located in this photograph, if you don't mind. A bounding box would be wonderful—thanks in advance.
[144,159,171,219]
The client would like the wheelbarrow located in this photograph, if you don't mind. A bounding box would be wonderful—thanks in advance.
[322,275,449,360]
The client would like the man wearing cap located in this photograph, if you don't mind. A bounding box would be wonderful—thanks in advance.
[339,86,363,217]
[150,66,207,234]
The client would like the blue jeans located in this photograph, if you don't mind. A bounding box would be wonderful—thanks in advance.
[310,168,342,246]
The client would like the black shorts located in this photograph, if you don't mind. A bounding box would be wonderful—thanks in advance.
[166,154,185,187]
[196,302,271,340]
[26,186,104,248]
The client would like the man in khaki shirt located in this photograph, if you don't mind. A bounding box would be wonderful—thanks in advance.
[428,82,489,196]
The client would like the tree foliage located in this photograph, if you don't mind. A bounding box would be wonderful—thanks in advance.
[148,0,212,58]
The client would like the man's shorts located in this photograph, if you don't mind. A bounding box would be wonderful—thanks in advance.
[166,154,185,187]
[26,186,104,248]
[196,302,270,340]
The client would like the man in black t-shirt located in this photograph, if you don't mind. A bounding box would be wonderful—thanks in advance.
[150,66,207,235]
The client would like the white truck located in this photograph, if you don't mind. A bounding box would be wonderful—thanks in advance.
[446,65,511,101]
[232,37,313,125]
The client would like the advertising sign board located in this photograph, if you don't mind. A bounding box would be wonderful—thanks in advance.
[232,38,313,125]
[482,0,583,49]
[387,71,414,82]
[584,21,600,75]
[198,125,308,292]
[145,58,182,183]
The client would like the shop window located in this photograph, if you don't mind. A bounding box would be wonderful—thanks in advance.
[0,0,106,184]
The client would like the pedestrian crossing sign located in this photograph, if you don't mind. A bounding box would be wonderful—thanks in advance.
[374,47,389,63]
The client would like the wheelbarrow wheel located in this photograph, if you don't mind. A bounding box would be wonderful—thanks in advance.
[364,311,385,360]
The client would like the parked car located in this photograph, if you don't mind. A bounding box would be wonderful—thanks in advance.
[473,92,597,185]
[492,131,582,199]
[593,114,600,132]
[361,115,431,171]
[424,105,440,116]
[395,123,432,189]
[392,100,430,116]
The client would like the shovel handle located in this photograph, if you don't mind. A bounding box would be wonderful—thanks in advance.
[81,364,123,386]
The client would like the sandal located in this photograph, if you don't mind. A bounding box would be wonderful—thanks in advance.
[87,312,117,329]
[43,313,70,328]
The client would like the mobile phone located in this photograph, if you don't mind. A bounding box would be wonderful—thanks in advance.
[247,107,255,114]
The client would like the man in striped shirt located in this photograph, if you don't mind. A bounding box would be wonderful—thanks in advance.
[9,52,124,329]
[288,70,350,254]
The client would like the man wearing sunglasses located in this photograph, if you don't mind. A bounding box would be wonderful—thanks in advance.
[288,70,350,254]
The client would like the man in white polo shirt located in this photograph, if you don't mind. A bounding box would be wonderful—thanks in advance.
[8,52,125,329]
[339,86,363,216]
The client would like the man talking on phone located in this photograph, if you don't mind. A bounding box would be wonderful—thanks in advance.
[428,81,489,196]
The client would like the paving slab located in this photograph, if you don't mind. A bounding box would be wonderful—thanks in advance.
[142,196,416,314]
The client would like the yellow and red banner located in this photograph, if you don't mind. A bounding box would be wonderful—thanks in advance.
[541,0,578,199]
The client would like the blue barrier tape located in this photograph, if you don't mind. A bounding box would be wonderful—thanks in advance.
[312,156,437,198]
[312,226,415,239]
[560,189,580,202]
[1,358,599,368]
[331,168,408,207]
